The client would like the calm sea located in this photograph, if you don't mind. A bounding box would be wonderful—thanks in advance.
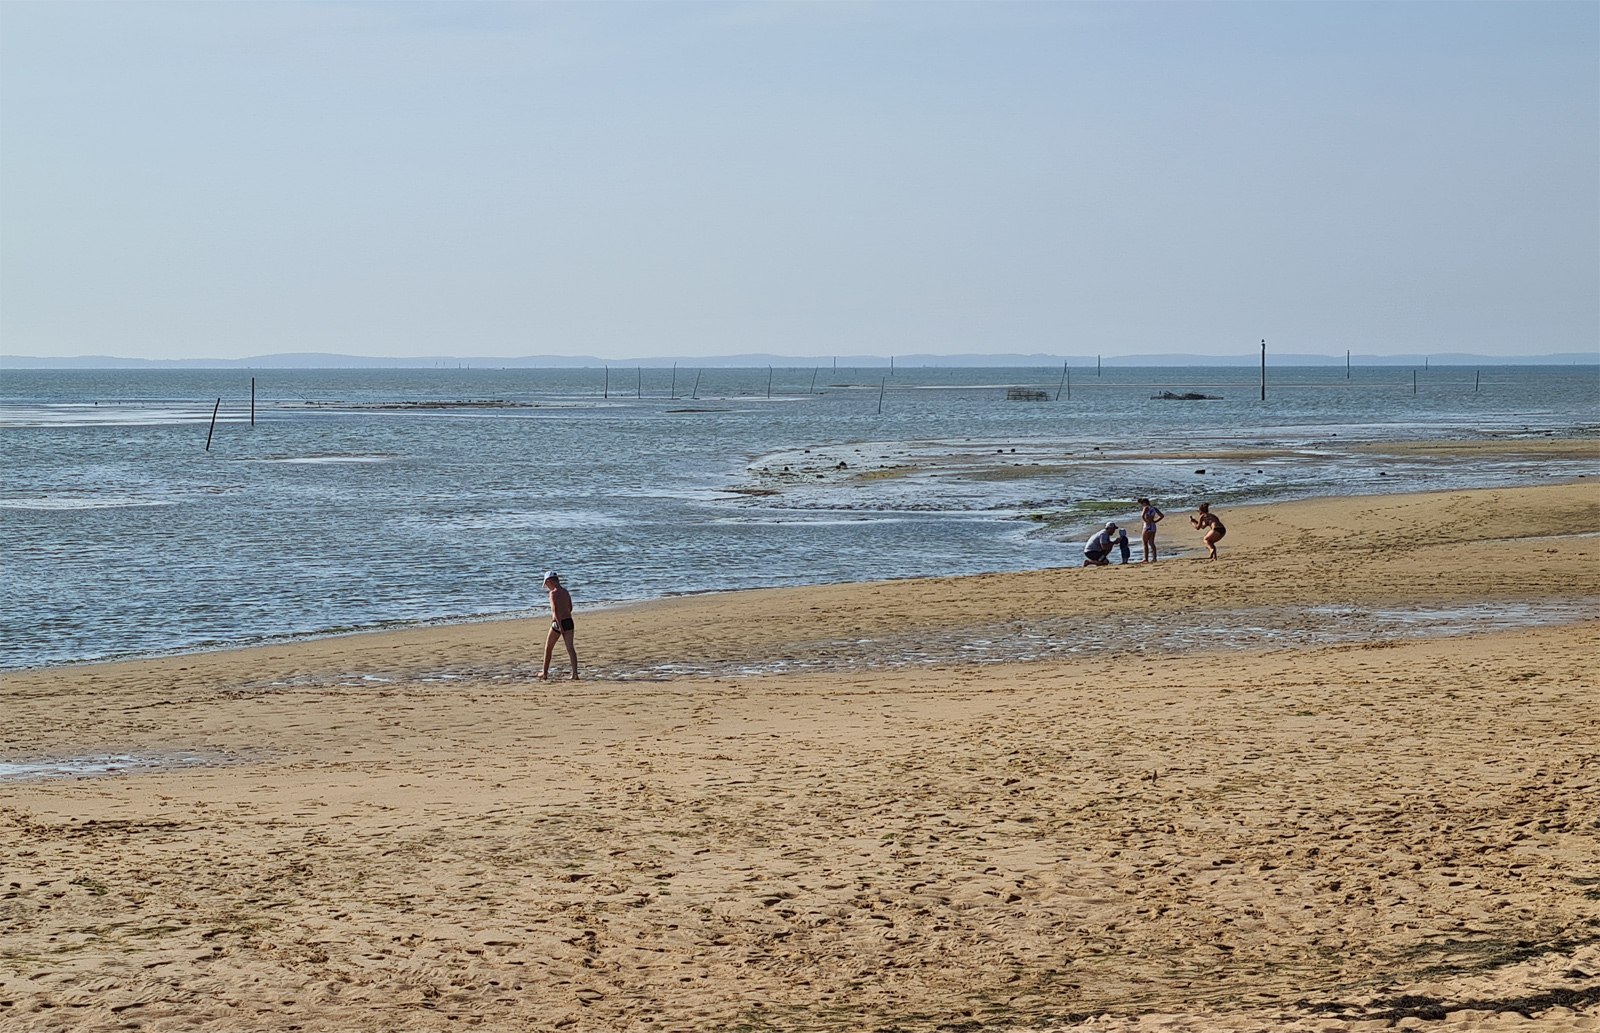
[2,365,1596,669]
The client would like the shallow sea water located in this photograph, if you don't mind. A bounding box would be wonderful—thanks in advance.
[2,365,1596,668]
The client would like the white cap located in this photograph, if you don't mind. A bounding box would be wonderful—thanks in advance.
[543,570,559,582]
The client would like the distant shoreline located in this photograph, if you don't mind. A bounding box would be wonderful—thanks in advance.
[5,352,1598,370]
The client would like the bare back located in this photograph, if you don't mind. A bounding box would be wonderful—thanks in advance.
[549,586,573,622]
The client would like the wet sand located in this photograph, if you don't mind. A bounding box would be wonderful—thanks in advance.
[2,482,1597,1031]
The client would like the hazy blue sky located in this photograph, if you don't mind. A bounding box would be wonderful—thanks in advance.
[3,2,1595,360]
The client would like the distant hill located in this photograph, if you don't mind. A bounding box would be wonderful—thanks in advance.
[3,350,1596,370]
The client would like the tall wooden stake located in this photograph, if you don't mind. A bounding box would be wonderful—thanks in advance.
[1346,350,1350,379]
[250,377,255,426]
[604,366,609,399]
[670,363,676,400]
[1055,361,1068,401]
[809,367,818,394]
[636,367,641,399]
[1260,339,1266,401]
[877,377,886,414]
[693,370,702,399]
[1475,369,1480,392]
[204,398,221,452]
[767,366,772,399]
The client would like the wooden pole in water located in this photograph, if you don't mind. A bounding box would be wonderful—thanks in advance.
[1097,354,1101,377]
[877,377,886,414]
[604,366,609,399]
[1055,361,1068,401]
[1413,369,1417,395]
[250,377,255,426]
[890,355,894,376]
[1347,350,1350,379]
[670,363,676,400]
[809,367,818,394]
[1067,367,1071,400]
[1260,339,1266,401]
[1475,369,1480,392]
[636,367,641,399]
[767,366,772,399]
[204,398,221,452]
[692,370,702,399]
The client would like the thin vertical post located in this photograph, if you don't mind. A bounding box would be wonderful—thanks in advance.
[1066,367,1071,400]
[833,356,836,370]
[767,366,773,399]
[1055,361,1068,402]
[636,367,641,399]
[604,366,609,399]
[250,377,255,426]
[692,370,702,399]
[1260,339,1266,401]
[670,363,677,400]
[1413,369,1417,395]
[1097,354,1101,377]
[1475,369,1480,392]
[809,367,818,394]
[877,377,886,414]
[204,398,221,452]
[1346,350,1350,379]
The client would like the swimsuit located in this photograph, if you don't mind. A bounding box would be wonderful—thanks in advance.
[553,617,575,632]
[1143,506,1159,533]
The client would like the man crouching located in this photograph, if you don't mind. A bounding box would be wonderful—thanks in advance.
[1083,523,1119,567]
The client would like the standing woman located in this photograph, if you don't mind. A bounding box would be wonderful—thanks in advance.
[1190,502,1226,560]
[1137,497,1165,562]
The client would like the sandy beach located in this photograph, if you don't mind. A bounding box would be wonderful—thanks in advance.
[2,480,1598,1031]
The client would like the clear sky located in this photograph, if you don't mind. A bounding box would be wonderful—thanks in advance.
[2,2,1595,361]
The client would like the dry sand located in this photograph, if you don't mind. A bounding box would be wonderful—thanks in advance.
[2,482,1598,1032]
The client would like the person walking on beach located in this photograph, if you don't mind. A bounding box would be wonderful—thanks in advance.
[538,571,579,680]
[1083,523,1119,566]
[1190,503,1226,560]
[1137,497,1165,562]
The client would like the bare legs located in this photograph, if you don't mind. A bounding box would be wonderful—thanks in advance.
[1204,530,1221,560]
[1142,530,1157,562]
[540,627,579,680]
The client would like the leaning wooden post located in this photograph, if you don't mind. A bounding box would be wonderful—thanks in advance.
[692,370,702,399]
[877,377,886,414]
[204,398,221,452]
[809,367,818,394]
[1055,361,1067,401]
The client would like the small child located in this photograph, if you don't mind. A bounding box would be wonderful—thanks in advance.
[1116,528,1131,564]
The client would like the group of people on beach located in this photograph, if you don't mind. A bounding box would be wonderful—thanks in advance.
[1081,499,1226,567]
[538,499,1225,681]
